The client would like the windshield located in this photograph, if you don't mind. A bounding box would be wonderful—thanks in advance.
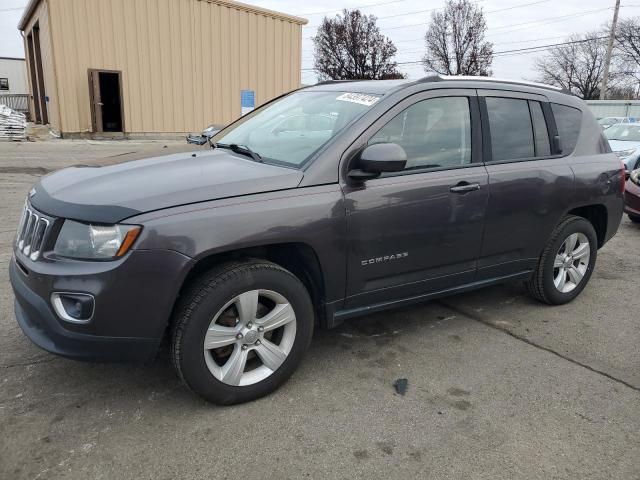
[599,117,622,126]
[604,124,640,141]
[212,90,381,167]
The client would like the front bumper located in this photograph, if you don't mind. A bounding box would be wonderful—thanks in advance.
[9,248,192,362]
[624,180,640,217]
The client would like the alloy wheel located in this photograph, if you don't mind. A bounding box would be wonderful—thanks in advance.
[553,232,590,293]
[203,289,297,386]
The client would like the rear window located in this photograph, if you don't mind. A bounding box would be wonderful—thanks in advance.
[551,103,582,154]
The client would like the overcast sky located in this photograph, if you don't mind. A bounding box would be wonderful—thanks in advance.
[0,0,632,84]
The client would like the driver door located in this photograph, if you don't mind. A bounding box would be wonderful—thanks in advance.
[342,89,488,309]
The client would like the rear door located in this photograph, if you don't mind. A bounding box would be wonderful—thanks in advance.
[342,89,489,308]
[476,90,574,280]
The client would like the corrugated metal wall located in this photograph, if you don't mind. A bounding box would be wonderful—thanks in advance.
[585,101,640,119]
[22,0,61,131]
[41,0,304,134]
[0,58,30,95]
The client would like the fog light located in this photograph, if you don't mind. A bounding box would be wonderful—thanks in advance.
[51,293,95,323]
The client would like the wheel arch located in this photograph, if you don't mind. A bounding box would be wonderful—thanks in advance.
[566,204,608,248]
[175,242,328,327]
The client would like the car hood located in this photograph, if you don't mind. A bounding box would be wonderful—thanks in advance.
[608,140,640,153]
[30,149,303,223]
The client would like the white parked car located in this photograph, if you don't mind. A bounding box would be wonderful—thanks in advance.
[598,116,637,130]
[604,123,640,173]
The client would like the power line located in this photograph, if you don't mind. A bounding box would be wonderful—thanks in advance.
[486,6,613,35]
[302,34,606,60]
[300,0,411,16]
[302,0,545,29]
[301,34,574,61]
[301,36,609,71]
[0,6,26,12]
[493,36,607,56]
[304,6,614,39]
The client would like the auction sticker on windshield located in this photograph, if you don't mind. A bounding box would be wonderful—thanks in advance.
[336,92,380,106]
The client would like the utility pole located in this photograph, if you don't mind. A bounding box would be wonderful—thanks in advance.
[600,0,621,100]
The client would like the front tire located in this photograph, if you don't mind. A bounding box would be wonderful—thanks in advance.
[526,215,597,305]
[629,214,640,223]
[171,260,314,404]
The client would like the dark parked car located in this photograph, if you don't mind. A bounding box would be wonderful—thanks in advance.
[10,76,624,404]
[625,168,640,222]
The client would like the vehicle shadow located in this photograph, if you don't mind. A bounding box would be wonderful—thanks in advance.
[5,298,474,415]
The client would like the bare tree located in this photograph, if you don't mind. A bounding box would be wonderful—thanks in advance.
[615,17,640,82]
[312,9,403,80]
[534,34,616,99]
[607,84,638,100]
[423,0,493,76]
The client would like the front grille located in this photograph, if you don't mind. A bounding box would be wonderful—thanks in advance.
[15,203,51,261]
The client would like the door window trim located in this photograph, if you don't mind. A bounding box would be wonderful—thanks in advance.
[479,94,566,165]
[340,88,483,182]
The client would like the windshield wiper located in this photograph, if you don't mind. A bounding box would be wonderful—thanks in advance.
[215,143,263,163]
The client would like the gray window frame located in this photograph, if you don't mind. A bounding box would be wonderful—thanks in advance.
[368,95,474,173]
[478,90,566,165]
[343,88,483,179]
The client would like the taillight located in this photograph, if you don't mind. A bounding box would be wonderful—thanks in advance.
[621,161,626,193]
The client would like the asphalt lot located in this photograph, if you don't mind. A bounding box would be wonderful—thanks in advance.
[1,139,639,479]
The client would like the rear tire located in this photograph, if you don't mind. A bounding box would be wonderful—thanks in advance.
[171,260,314,405]
[526,215,597,305]
[629,214,640,223]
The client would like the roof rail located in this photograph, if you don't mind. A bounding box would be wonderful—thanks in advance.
[314,79,358,86]
[418,74,567,93]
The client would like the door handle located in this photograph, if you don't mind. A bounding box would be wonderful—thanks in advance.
[450,182,480,194]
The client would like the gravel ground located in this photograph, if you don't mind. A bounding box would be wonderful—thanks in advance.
[1,140,638,480]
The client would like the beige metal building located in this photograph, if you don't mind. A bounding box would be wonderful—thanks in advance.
[18,0,306,137]
[0,57,29,95]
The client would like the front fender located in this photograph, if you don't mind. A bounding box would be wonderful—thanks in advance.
[129,185,347,303]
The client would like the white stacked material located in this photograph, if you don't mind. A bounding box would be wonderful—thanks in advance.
[0,104,27,141]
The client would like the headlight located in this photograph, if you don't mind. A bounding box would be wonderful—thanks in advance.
[53,220,141,260]
[615,148,636,159]
[631,169,640,185]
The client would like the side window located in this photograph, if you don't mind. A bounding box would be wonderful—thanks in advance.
[529,101,551,156]
[485,97,534,161]
[551,103,582,154]
[369,97,471,170]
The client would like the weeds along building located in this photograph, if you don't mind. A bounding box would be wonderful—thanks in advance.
[18,0,307,137]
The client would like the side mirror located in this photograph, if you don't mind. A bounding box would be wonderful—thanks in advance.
[186,134,208,145]
[348,143,407,180]
[203,128,220,138]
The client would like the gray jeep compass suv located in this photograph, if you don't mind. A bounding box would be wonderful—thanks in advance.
[10,76,624,404]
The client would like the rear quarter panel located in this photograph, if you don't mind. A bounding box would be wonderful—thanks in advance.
[565,103,624,244]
